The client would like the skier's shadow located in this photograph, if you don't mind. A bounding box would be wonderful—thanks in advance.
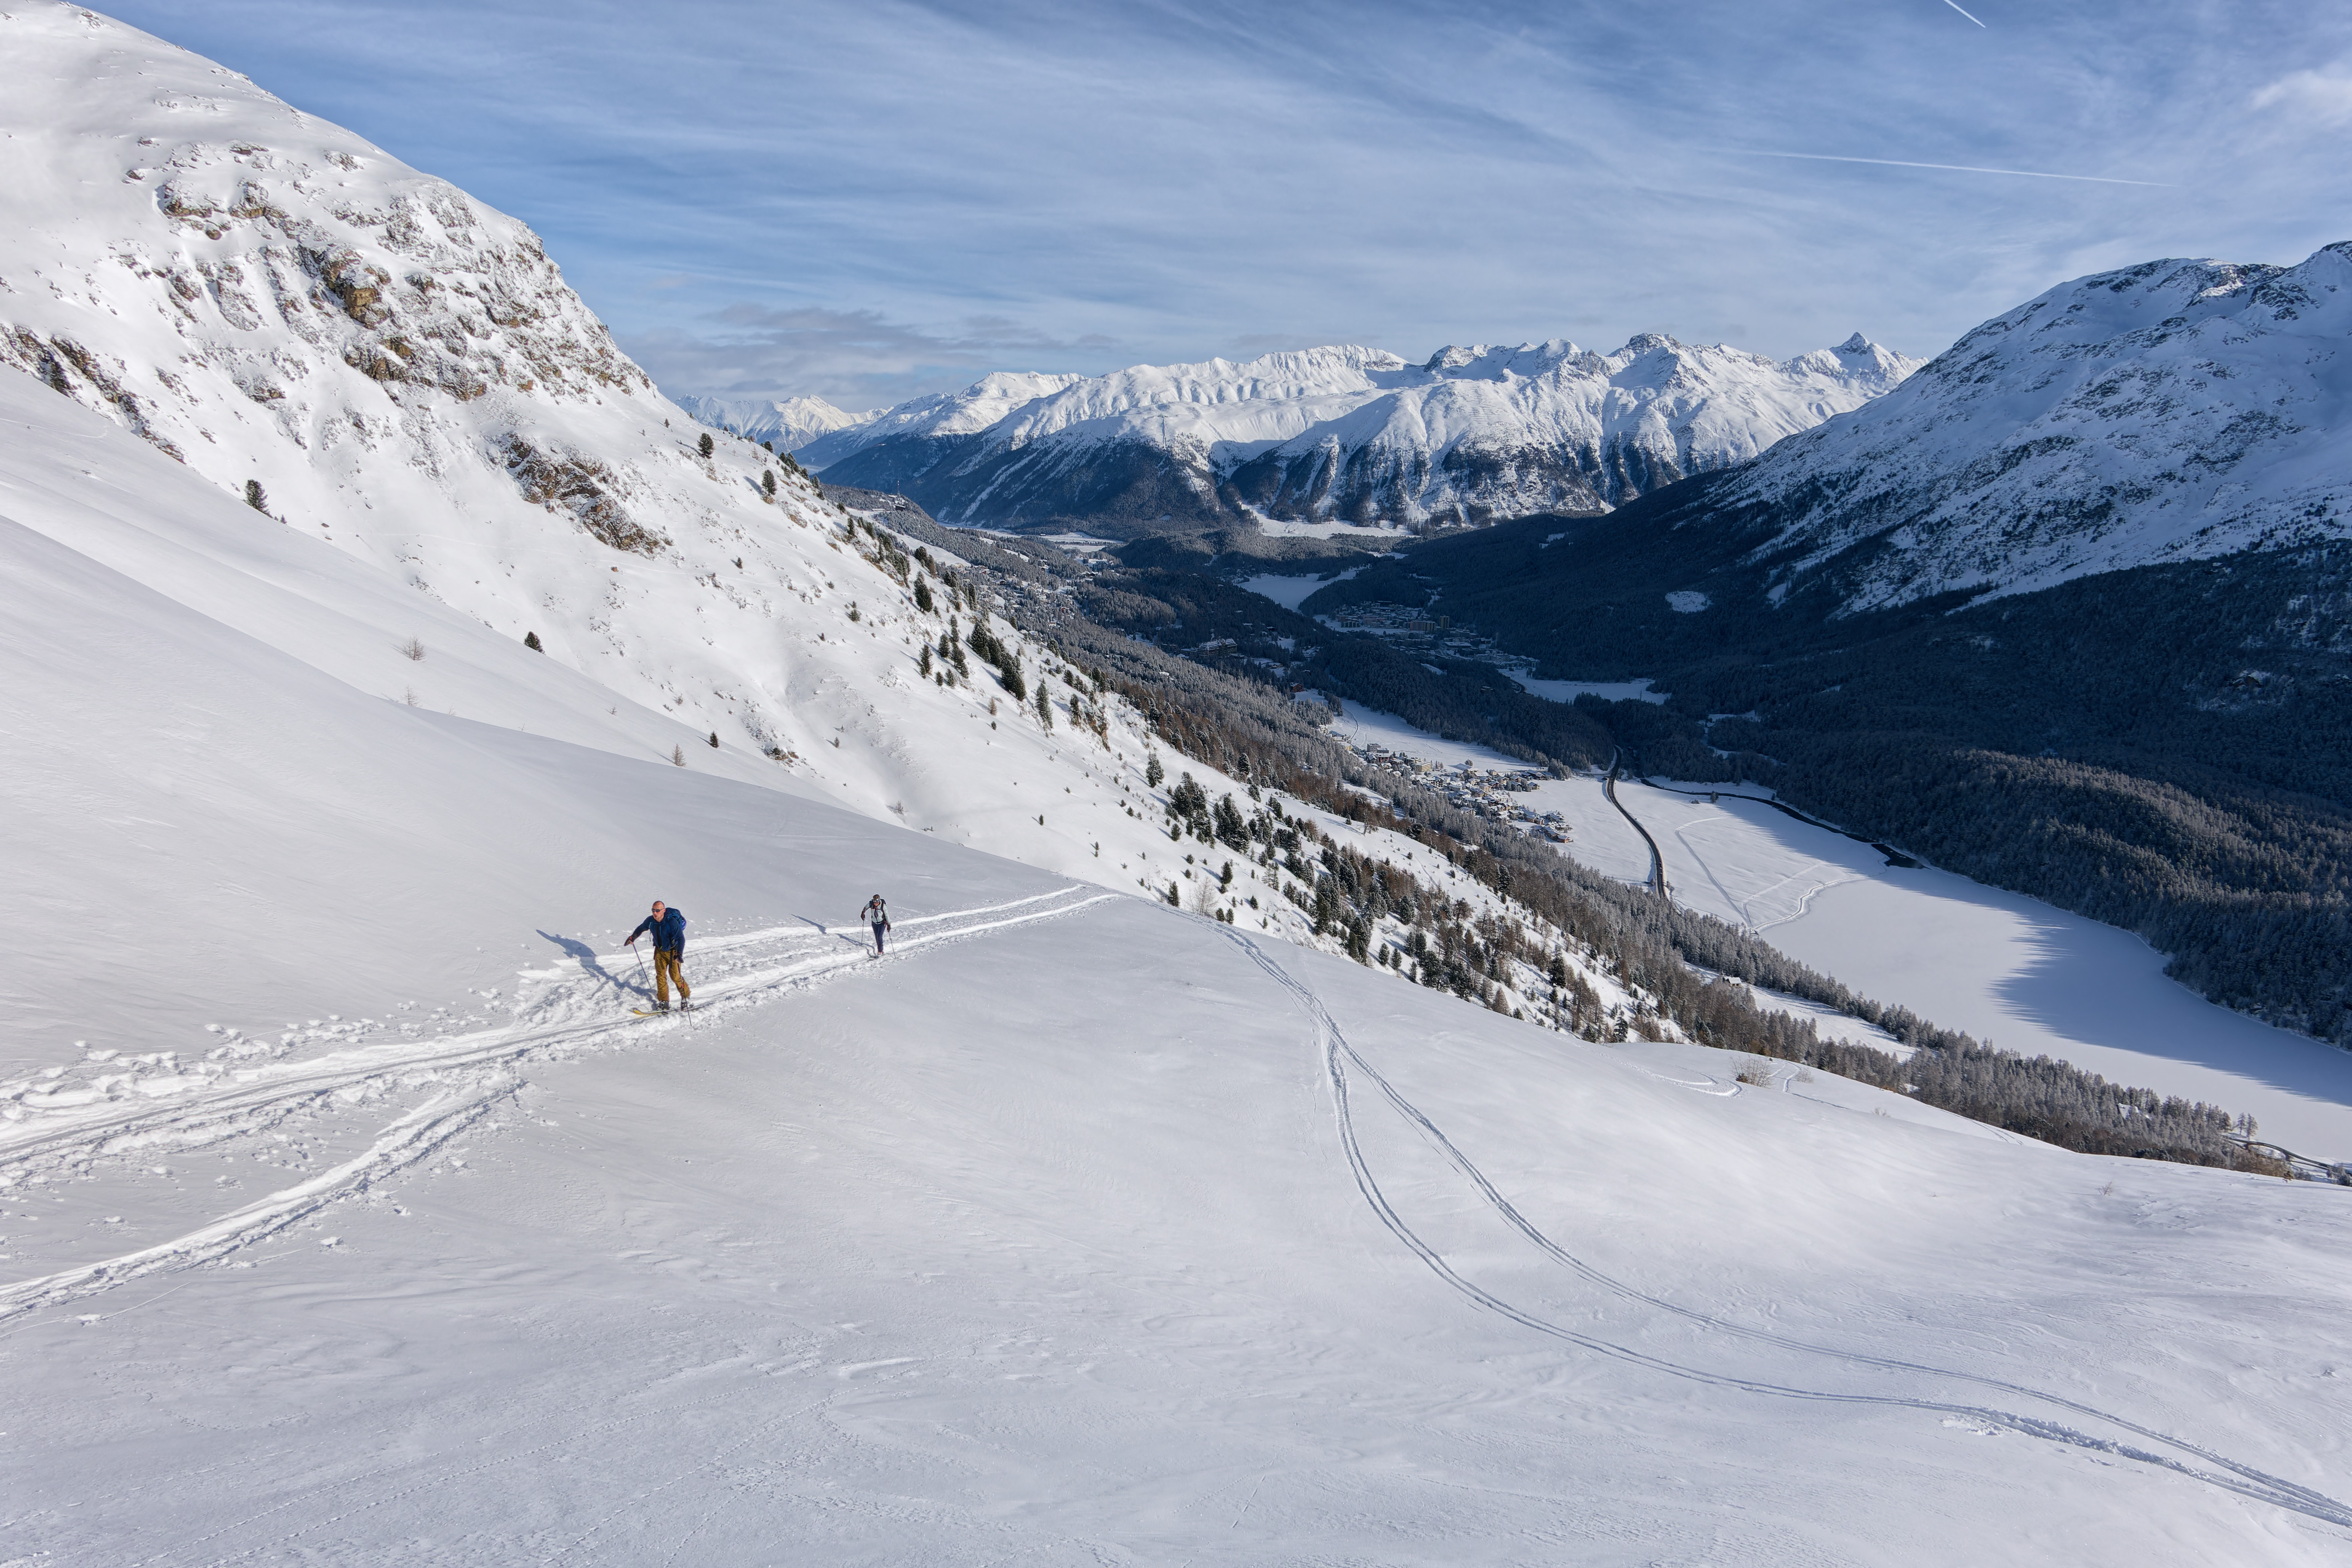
[797,916,866,951]
[537,930,641,995]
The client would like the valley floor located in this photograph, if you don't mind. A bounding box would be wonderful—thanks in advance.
[1332,700,2352,1161]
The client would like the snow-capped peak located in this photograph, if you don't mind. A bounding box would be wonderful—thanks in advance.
[675,393,881,452]
[1714,245,2352,611]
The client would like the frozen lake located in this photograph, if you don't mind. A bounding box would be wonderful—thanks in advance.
[1329,701,2352,1160]
[1238,568,1361,612]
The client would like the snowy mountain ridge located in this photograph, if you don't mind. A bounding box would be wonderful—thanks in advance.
[703,333,1918,533]
[1705,246,2352,612]
[670,392,881,453]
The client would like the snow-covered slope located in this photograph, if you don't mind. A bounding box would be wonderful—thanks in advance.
[0,3,1234,906]
[7,13,2352,1556]
[799,334,1917,532]
[674,392,880,452]
[1709,246,2352,612]
[0,0,1626,1052]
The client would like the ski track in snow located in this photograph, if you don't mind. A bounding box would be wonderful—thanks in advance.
[1219,928,2352,1535]
[0,887,1109,1319]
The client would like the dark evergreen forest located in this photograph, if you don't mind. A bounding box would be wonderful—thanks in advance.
[1302,496,2352,1046]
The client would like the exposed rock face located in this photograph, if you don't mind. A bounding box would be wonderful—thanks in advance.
[0,3,663,551]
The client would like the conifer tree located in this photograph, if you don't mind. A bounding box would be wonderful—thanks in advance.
[524,631,543,652]
[919,643,933,678]
[914,577,934,613]
[1035,686,1053,729]
[1145,753,1165,788]
[762,469,777,499]
[244,478,268,512]
[708,731,720,748]
[697,432,714,459]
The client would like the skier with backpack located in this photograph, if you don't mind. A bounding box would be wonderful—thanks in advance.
[861,894,890,955]
[626,899,690,1011]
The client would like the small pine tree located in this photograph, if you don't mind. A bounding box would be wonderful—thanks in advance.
[1035,686,1053,729]
[1145,753,1165,788]
[244,478,268,512]
[919,643,933,677]
[672,744,686,766]
[1167,882,1182,906]
[914,577,934,613]
[697,432,714,459]
[524,630,543,652]
[708,731,720,749]
[762,469,777,498]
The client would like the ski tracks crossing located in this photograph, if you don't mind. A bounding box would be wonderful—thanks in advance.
[0,885,1111,1319]
[1219,926,2352,1536]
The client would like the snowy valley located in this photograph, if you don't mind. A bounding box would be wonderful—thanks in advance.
[4,6,2352,1565]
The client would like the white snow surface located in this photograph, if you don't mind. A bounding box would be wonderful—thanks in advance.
[673,392,883,452]
[5,10,2352,1561]
[1598,779,2352,1161]
[1724,246,2352,610]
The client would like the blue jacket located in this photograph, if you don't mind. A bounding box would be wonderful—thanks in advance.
[629,908,686,953]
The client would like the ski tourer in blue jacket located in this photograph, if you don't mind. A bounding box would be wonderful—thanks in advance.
[628,905,687,953]
[626,901,690,1011]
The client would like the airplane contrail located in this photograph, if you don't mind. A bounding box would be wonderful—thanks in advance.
[1732,150,2171,187]
[1942,0,1987,25]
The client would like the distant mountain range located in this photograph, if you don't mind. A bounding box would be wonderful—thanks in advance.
[680,335,1919,536]
[670,393,881,453]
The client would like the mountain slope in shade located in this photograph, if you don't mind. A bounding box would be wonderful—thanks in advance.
[1707,246,2352,613]
[788,334,1917,535]
[674,392,882,452]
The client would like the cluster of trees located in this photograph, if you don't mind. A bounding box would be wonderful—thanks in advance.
[964,615,1026,701]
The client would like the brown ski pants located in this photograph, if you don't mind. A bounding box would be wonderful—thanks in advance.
[653,949,689,1005]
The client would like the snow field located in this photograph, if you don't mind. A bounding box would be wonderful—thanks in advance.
[9,900,2349,1562]
[1616,779,2352,1160]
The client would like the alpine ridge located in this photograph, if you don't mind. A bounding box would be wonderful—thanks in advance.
[1704,245,2352,612]
[691,334,1918,536]
[671,392,882,453]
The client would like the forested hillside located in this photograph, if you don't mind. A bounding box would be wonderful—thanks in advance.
[1305,506,2352,1046]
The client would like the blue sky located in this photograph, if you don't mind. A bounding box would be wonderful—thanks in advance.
[101,1,2352,407]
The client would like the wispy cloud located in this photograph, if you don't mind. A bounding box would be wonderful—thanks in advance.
[619,306,1118,407]
[95,1,2352,402]
[2251,65,2352,128]
[1724,151,2173,187]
